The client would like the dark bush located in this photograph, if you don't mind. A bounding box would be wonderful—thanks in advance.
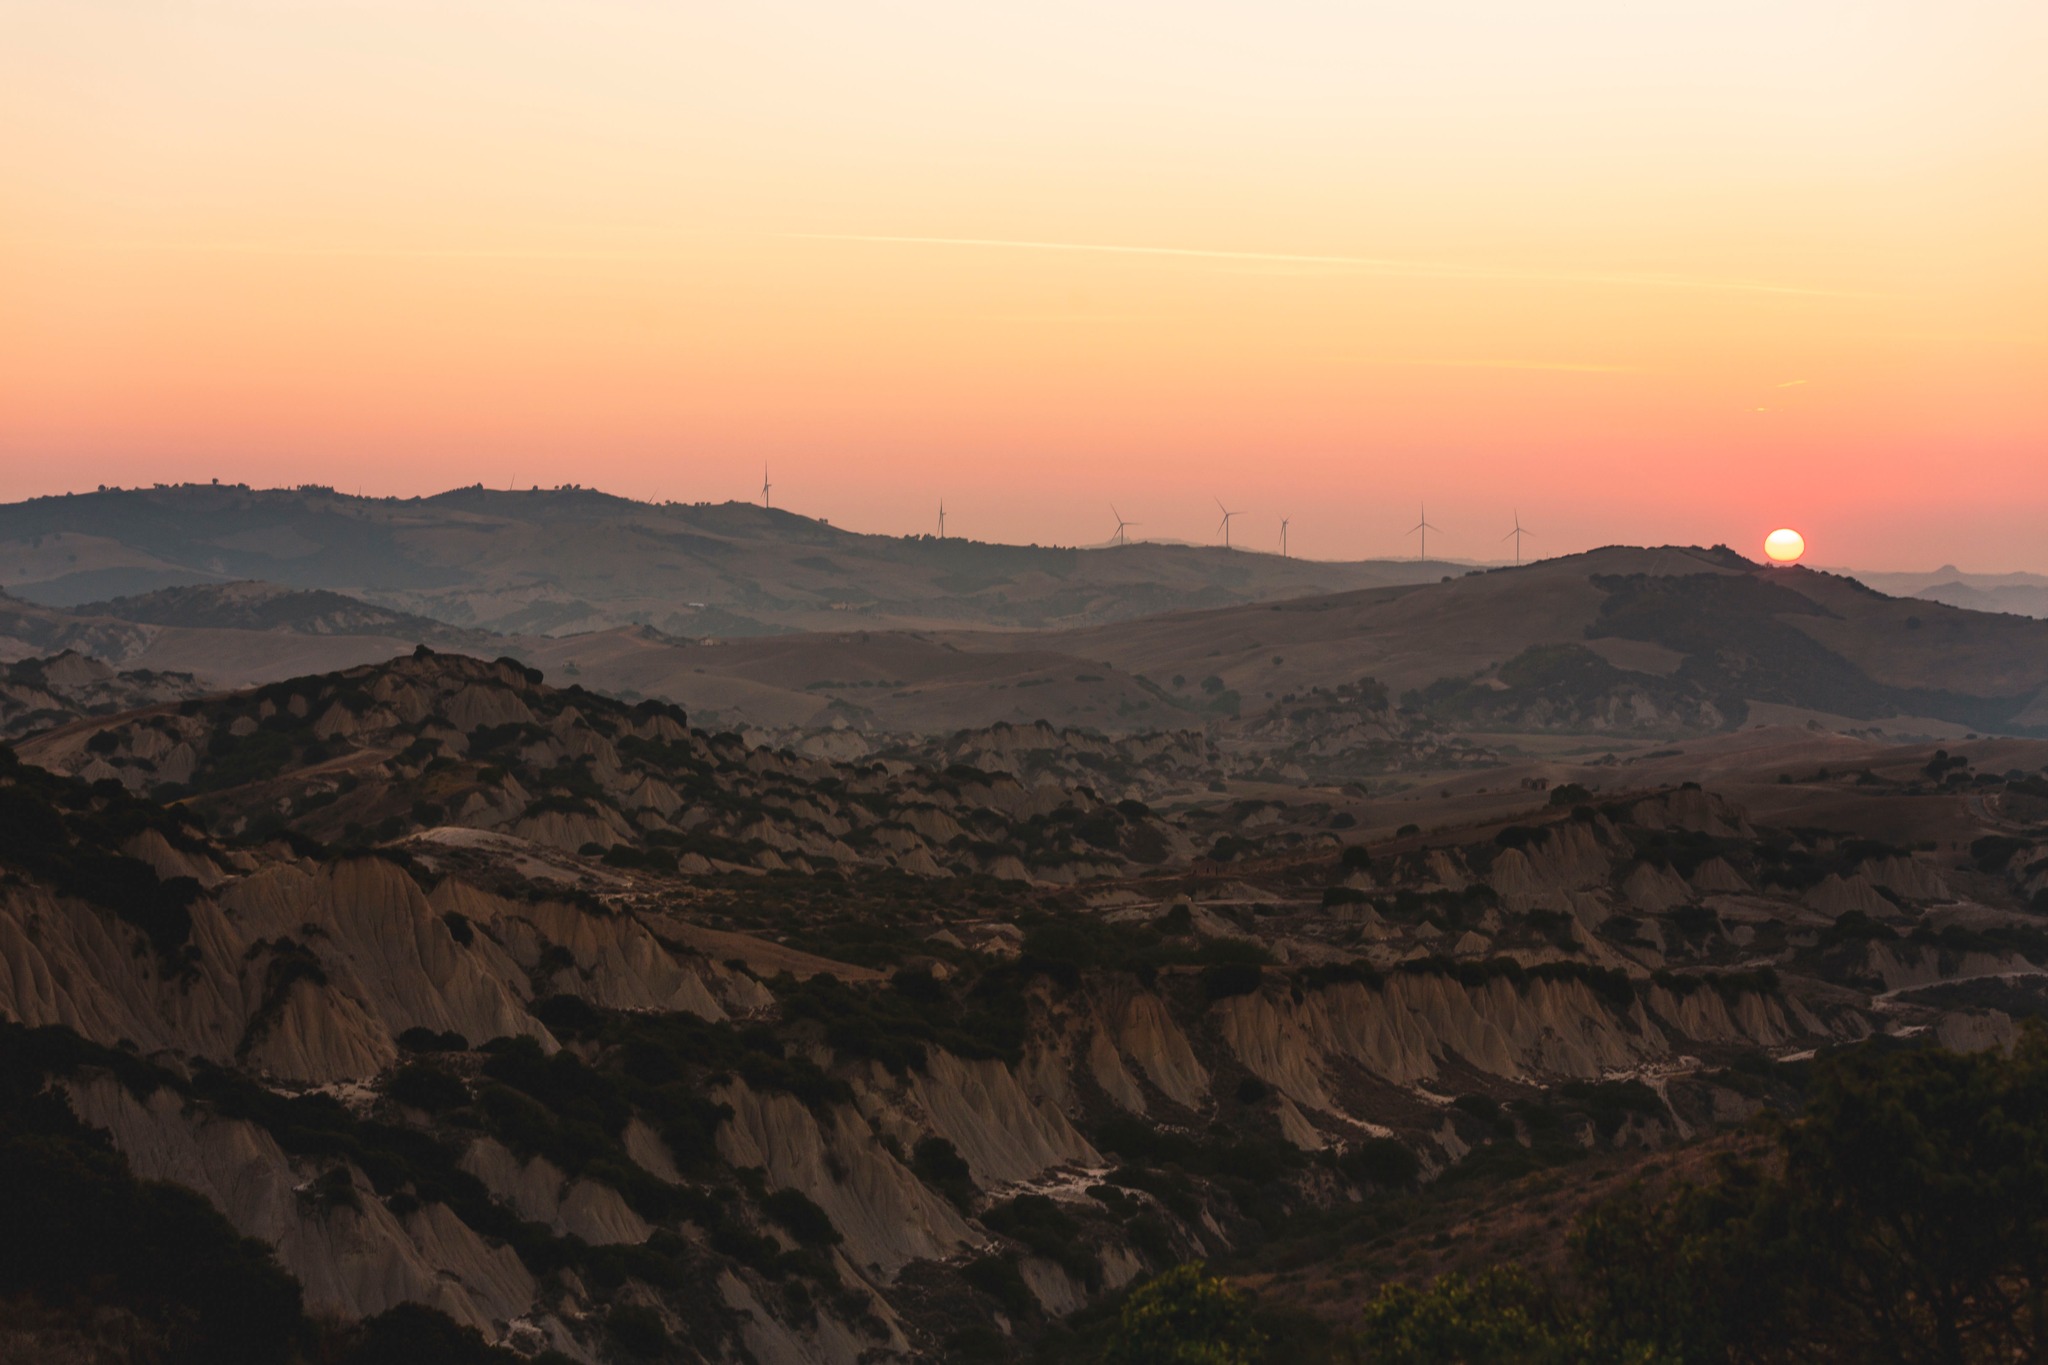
[962,1253,1037,1319]
[1200,962,1263,1002]
[982,1194,1100,1291]
[762,1187,842,1247]
[397,1026,469,1053]
[0,1024,309,1365]
[1341,1137,1421,1187]
[529,993,605,1039]
[605,1303,671,1358]
[340,1303,524,1365]
[386,1063,468,1114]
[912,1135,977,1213]
[1972,835,2032,874]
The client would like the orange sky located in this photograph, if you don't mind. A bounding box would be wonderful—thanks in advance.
[3,1,2044,568]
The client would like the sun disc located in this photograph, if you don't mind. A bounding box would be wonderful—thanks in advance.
[1764,528,1805,564]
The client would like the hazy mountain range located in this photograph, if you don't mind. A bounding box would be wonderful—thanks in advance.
[0,484,1449,635]
[6,488,2046,741]
[1838,566,2048,620]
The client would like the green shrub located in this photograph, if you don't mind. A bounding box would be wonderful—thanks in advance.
[1103,1262,1264,1365]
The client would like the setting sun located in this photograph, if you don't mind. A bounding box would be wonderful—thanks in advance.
[1765,528,1807,564]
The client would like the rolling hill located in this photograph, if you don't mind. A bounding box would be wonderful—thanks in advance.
[0,483,1449,635]
[521,546,2048,740]
[20,543,2044,746]
[1013,545,2048,737]
[0,586,459,691]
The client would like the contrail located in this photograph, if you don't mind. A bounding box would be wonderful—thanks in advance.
[1338,357,1640,373]
[781,232,1869,299]
[2,239,671,262]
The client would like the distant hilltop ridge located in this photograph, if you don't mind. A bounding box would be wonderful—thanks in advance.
[9,536,2048,743]
[0,482,1454,634]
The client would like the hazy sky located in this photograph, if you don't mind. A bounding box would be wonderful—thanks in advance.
[4,1,2044,568]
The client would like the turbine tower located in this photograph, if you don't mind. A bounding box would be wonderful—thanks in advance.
[1409,503,1441,564]
[938,500,946,539]
[1216,498,1243,550]
[1280,518,1290,558]
[1502,510,1533,565]
[1110,506,1140,546]
[761,464,772,509]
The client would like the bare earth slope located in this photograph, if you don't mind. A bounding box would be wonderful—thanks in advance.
[5,657,2048,1359]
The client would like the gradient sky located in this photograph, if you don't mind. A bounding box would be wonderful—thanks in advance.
[3,1,2044,569]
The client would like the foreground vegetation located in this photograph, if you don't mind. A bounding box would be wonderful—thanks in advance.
[1085,1026,2048,1364]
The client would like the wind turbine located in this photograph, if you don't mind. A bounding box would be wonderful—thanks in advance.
[1216,498,1243,550]
[1110,506,1140,546]
[1409,504,1441,564]
[761,464,772,509]
[938,500,946,539]
[1502,510,1533,565]
[1280,518,1290,558]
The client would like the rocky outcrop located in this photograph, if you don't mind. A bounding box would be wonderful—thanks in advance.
[0,850,752,1085]
[1225,976,1631,1104]
[1104,988,1209,1111]
[901,1050,1099,1188]
[63,1074,552,1344]
[0,650,207,742]
[459,1138,652,1245]
[716,1079,975,1278]
[1804,874,1895,919]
